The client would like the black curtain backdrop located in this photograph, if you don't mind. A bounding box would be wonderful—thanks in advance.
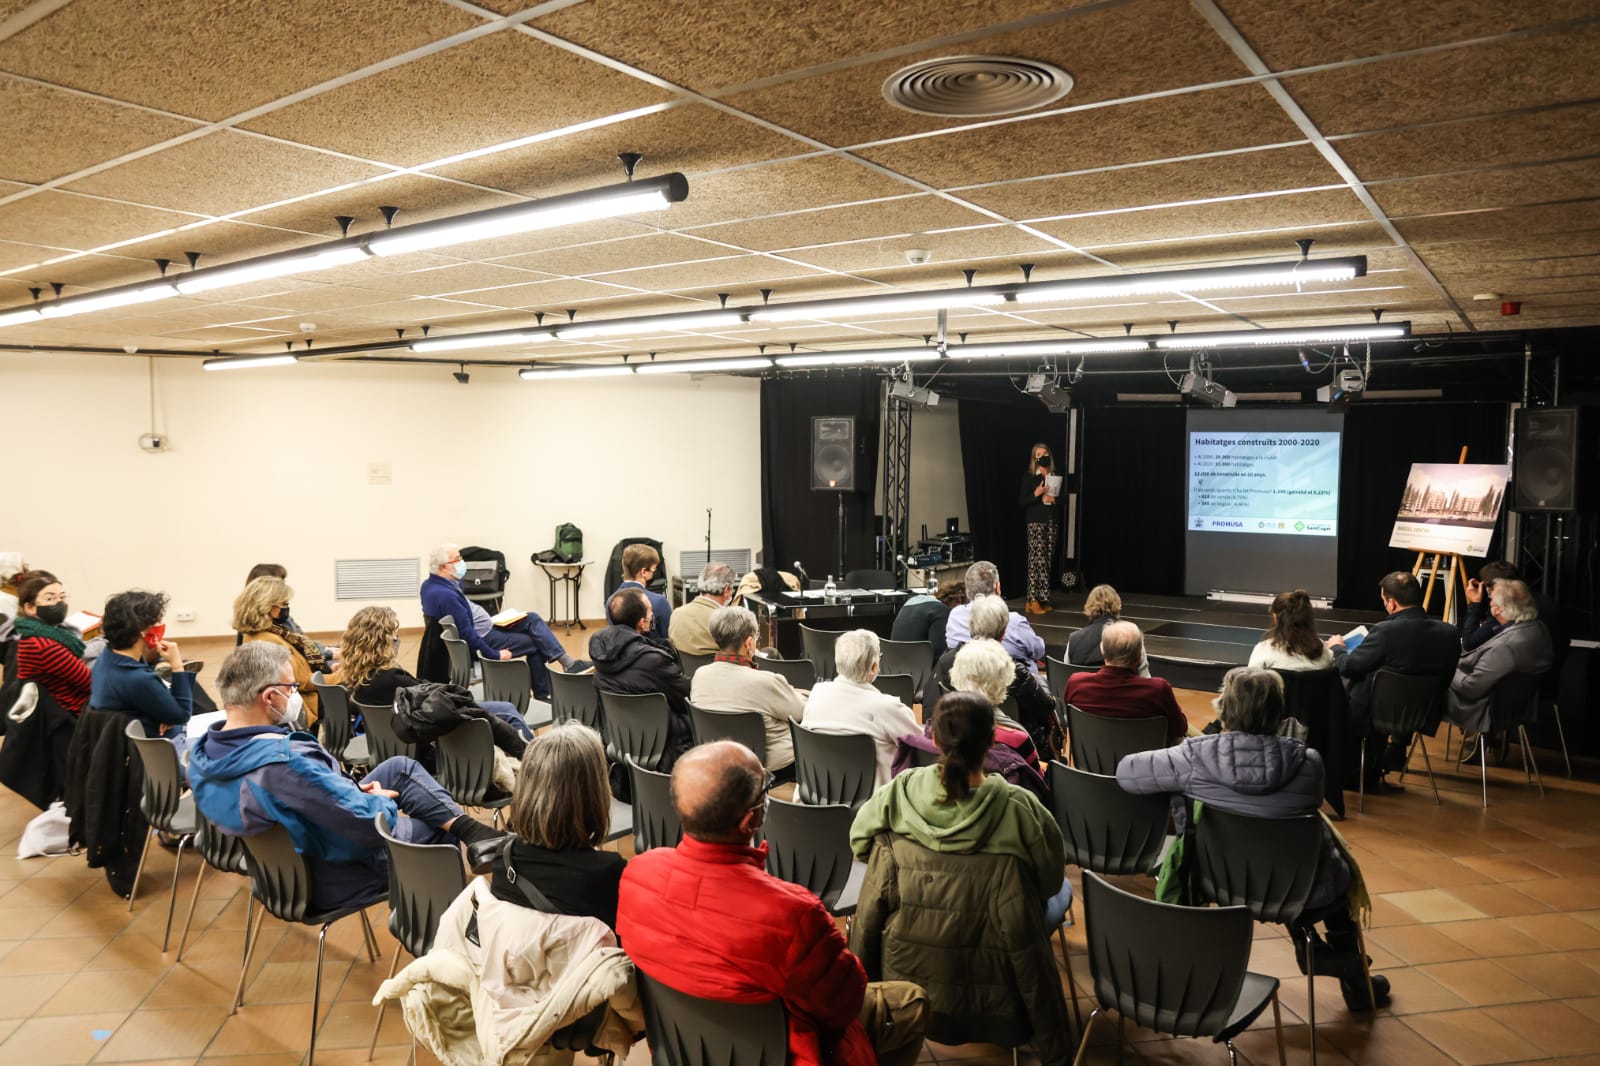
[760,374,882,582]
[956,394,1071,593]
[1078,406,1188,595]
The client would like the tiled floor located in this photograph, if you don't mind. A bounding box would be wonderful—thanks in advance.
[4,629,1599,1064]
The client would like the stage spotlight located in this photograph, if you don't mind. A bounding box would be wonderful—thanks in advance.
[887,379,939,407]
[1317,367,1365,409]
[1024,373,1070,413]
[1178,356,1235,407]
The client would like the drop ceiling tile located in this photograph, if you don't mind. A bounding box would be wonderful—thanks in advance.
[242,31,672,167]
[1208,284,1440,315]
[1335,103,1600,181]
[725,0,1250,148]
[858,84,1305,189]
[446,277,647,310]
[957,144,1344,220]
[0,239,80,274]
[398,217,657,261]
[1032,188,1370,249]
[1371,158,1600,218]
[0,0,482,121]
[532,0,1083,94]
[1091,221,1393,269]
[65,131,390,216]
[235,173,523,240]
[156,324,300,343]
[490,233,736,276]
[262,296,492,328]
[1397,200,1600,245]
[1445,274,1600,301]
[781,223,1059,275]
[654,155,919,229]
[212,284,405,314]
[1284,22,1600,137]
[0,191,202,252]
[286,250,459,283]
[0,77,200,184]
[352,262,558,296]
[686,194,996,252]
[110,220,330,269]
[591,254,831,293]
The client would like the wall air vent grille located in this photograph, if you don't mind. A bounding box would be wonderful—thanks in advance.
[335,557,420,601]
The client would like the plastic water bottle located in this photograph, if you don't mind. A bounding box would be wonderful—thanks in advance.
[823,574,837,602]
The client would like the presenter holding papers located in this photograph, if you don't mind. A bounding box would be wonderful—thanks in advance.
[1021,443,1060,616]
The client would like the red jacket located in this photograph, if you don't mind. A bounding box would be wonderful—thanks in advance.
[1064,665,1189,742]
[618,835,873,1066]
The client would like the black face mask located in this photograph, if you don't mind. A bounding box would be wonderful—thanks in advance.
[276,608,292,628]
[36,603,69,626]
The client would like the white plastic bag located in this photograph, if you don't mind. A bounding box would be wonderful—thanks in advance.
[17,800,72,858]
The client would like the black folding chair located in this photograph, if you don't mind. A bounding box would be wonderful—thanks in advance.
[1066,704,1167,775]
[871,672,918,710]
[689,703,769,765]
[124,720,197,951]
[758,656,817,690]
[599,690,672,771]
[637,971,787,1066]
[627,757,682,853]
[1364,668,1450,811]
[791,723,877,811]
[435,717,511,821]
[798,625,840,680]
[311,674,368,768]
[763,797,864,917]
[354,699,416,763]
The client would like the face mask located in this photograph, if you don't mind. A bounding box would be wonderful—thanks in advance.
[275,607,292,628]
[36,603,68,626]
[453,561,468,579]
[272,689,304,726]
[144,624,166,646]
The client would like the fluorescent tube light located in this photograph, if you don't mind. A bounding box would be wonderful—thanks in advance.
[176,244,370,294]
[750,289,1006,322]
[202,353,299,371]
[557,310,745,340]
[634,356,773,375]
[368,173,689,257]
[0,307,44,328]
[1015,257,1366,304]
[1156,323,1409,349]
[519,364,638,380]
[39,281,177,318]
[411,331,554,353]
[954,339,1151,358]
[775,347,942,368]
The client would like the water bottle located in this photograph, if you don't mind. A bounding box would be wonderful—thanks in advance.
[823,574,837,603]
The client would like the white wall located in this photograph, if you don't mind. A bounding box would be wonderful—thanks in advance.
[3,353,763,637]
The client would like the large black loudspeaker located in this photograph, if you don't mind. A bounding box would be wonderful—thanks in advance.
[811,416,855,491]
[1513,407,1588,512]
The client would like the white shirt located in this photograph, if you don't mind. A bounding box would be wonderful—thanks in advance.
[800,676,922,790]
[1247,639,1335,671]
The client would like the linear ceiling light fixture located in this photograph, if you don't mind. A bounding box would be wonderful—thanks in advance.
[1155,322,1410,349]
[37,281,177,317]
[775,347,944,368]
[518,364,638,380]
[556,310,745,340]
[0,306,43,327]
[954,338,1152,358]
[202,353,299,371]
[749,289,1007,322]
[634,356,774,375]
[175,244,371,295]
[411,330,555,353]
[1014,257,1366,304]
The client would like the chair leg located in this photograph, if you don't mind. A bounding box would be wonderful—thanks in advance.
[357,907,380,963]
[368,942,402,1061]
[1481,739,1489,808]
[1305,933,1318,1066]
[1226,1041,1239,1066]
[311,923,331,1065]
[1357,746,1366,814]
[1115,1014,1125,1066]
[232,899,267,1014]
[1057,922,1084,1034]
[161,834,190,952]
[1417,736,1440,806]
[1520,726,1545,797]
[128,829,153,911]
[174,856,208,962]
[1553,705,1573,778]
[1271,986,1287,1066]
[1071,1008,1101,1066]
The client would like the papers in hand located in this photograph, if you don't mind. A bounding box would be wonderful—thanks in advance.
[65,610,102,636]
[491,608,527,628]
[1044,474,1064,496]
[1342,625,1368,652]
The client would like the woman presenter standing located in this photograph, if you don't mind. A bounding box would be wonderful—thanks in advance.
[1020,442,1058,616]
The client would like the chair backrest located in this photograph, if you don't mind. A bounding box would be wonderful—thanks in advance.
[442,635,473,689]
[1067,704,1168,775]
[791,724,877,810]
[910,745,941,768]
[598,691,672,771]
[479,654,530,714]
[355,699,417,763]
[193,805,249,875]
[1191,807,1324,924]
[878,637,934,693]
[1047,761,1170,876]
[637,971,788,1066]
[843,568,896,589]
[549,670,602,731]
[763,797,856,910]
[627,758,683,853]
[124,719,186,832]
[798,626,839,680]
[435,718,498,807]
[689,703,768,765]
[871,672,917,709]
[239,823,312,924]
[678,650,715,678]
[757,656,817,690]
[1365,668,1447,736]
[375,810,467,958]
[311,674,354,760]
[1487,670,1543,730]
[1080,870,1255,1039]
[1046,656,1092,710]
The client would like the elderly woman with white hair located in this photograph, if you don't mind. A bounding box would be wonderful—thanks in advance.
[802,629,922,789]
[690,605,807,776]
[1447,578,1552,742]
[928,596,1061,760]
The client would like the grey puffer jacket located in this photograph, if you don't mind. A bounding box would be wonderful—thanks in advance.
[1117,733,1349,912]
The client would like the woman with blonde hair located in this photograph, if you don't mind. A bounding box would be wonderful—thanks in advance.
[332,606,409,705]
[233,575,324,726]
[1018,441,1059,615]
[488,722,625,928]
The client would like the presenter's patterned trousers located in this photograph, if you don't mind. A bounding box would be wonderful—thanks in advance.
[1026,520,1055,604]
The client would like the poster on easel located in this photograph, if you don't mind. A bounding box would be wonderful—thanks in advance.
[1387,462,1511,557]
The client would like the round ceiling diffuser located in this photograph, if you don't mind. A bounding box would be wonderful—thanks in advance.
[883,55,1073,117]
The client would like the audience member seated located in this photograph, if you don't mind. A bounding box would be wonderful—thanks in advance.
[801,630,922,789]
[189,643,500,912]
[1248,589,1336,671]
[13,571,90,715]
[90,589,194,742]
[604,543,671,641]
[422,543,588,702]
[946,639,1047,772]
[928,596,1058,758]
[488,722,625,929]
[850,692,1071,1064]
[942,561,1045,674]
[890,579,965,658]
[0,551,23,634]
[618,741,927,1066]
[1066,584,1125,667]
[691,606,808,777]
[589,587,693,770]
[667,561,736,656]
[1063,620,1190,743]
[1447,579,1553,753]
[1117,667,1386,1011]
[234,575,325,728]
[1326,571,1459,792]
[1461,562,1563,653]
[236,563,334,660]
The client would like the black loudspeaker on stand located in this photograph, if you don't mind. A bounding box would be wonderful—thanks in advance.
[1513,407,1591,512]
[812,416,856,581]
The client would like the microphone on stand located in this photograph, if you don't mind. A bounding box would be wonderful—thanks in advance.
[791,560,811,586]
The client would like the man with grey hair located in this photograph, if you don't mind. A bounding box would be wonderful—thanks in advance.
[690,605,807,776]
[187,643,501,913]
[1064,620,1190,742]
[802,629,921,789]
[942,560,1046,674]
[1446,578,1553,742]
[668,561,738,656]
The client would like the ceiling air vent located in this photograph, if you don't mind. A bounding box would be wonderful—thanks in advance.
[883,55,1073,117]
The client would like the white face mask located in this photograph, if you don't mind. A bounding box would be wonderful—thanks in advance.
[272,688,304,727]
[453,560,468,579]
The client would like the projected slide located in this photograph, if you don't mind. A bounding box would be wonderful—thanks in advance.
[1188,432,1341,536]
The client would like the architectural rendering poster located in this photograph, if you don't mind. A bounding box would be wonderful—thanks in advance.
[1388,462,1511,557]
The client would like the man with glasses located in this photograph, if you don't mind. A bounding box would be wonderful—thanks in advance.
[618,741,926,1066]
[189,642,502,912]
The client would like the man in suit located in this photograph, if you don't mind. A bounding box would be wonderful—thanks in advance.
[1325,571,1459,792]
[1447,579,1553,750]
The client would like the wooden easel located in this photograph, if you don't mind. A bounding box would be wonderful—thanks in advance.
[1410,445,1471,624]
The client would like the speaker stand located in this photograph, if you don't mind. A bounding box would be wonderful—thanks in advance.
[836,492,847,583]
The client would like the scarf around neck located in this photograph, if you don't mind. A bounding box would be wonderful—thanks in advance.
[13,613,86,658]
[271,623,328,673]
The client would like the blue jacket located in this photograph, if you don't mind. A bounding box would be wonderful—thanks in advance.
[421,573,498,662]
[188,722,394,910]
[604,580,672,640]
[89,649,194,734]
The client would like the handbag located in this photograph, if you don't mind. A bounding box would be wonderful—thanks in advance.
[466,836,562,913]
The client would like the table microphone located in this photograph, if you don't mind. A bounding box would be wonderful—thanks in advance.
[791,561,811,585]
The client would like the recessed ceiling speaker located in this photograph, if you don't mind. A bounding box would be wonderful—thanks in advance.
[812,416,856,491]
[883,55,1073,117]
[1513,407,1590,512]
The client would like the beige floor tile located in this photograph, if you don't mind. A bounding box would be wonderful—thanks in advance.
[1369,966,1470,1015]
[1447,882,1557,917]
[1404,1008,1550,1065]
[1417,958,1547,1006]
[1382,888,1488,924]
[0,972,74,1020]
[1504,912,1600,952]
[0,934,112,975]
[36,967,164,1017]
[1488,1000,1600,1057]
[1432,915,1552,957]
[1496,951,1600,999]
[1322,1014,1458,1065]
[1365,923,1479,965]
[0,1010,131,1066]
[94,1005,231,1062]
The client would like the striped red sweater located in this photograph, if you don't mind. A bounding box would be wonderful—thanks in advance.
[17,636,91,714]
